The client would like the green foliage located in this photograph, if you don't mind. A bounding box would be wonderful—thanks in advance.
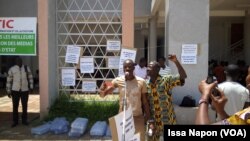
[44,95,119,127]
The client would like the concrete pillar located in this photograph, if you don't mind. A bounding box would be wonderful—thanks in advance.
[164,0,169,65]
[166,0,209,104]
[38,0,58,119]
[122,0,134,48]
[244,11,250,65]
[148,16,157,61]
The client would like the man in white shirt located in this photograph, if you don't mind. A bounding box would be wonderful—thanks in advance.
[157,56,171,76]
[6,57,34,127]
[216,64,249,120]
[134,57,147,79]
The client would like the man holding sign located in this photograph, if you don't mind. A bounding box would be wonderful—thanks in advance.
[99,59,150,141]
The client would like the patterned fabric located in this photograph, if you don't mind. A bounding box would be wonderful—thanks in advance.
[159,65,171,76]
[223,107,250,125]
[146,74,181,133]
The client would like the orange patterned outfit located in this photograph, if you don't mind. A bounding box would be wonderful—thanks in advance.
[146,75,181,134]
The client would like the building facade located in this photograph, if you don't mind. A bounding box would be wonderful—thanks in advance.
[0,0,250,120]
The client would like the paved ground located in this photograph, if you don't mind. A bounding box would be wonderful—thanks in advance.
[0,90,112,141]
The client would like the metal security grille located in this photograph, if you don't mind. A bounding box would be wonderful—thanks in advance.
[56,0,122,95]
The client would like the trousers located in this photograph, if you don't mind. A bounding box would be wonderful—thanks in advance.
[11,90,29,124]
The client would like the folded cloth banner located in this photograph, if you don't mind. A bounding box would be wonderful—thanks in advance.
[68,117,88,138]
[105,125,112,137]
[50,117,69,134]
[31,122,51,135]
[90,121,108,137]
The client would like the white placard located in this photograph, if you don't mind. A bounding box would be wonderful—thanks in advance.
[65,45,81,64]
[107,40,121,51]
[182,44,198,55]
[61,68,76,86]
[118,48,137,76]
[181,55,197,64]
[80,57,94,73]
[108,57,120,68]
[129,133,140,141]
[114,106,135,141]
[82,81,96,92]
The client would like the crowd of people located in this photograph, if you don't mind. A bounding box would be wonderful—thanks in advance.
[100,54,187,140]
[99,56,250,140]
[4,55,250,140]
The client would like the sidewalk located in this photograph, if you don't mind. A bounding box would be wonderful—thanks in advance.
[0,90,112,140]
[0,93,41,140]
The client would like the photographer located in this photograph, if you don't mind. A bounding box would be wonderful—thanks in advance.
[195,79,250,125]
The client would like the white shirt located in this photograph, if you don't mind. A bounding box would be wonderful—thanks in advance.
[6,65,33,93]
[134,64,147,79]
[217,81,249,120]
[159,65,171,76]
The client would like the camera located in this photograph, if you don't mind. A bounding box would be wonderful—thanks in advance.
[206,76,220,97]
[206,76,214,84]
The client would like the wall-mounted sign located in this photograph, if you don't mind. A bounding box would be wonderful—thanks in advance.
[182,44,198,55]
[181,44,198,64]
[181,55,197,64]
[118,48,137,76]
[65,45,81,64]
[0,17,37,56]
[61,68,76,86]
[107,56,120,69]
[80,57,94,73]
[82,81,96,92]
[107,40,121,51]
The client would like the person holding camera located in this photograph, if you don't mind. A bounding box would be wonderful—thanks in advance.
[195,79,250,125]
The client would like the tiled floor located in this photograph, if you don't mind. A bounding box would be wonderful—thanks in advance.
[0,88,40,122]
[0,94,40,113]
[0,89,41,140]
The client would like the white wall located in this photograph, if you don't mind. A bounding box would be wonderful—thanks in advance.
[167,0,209,105]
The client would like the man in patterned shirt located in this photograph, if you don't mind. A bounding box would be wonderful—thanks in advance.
[146,54,187,136]
[6,57,34,127]
[157,56,172,76]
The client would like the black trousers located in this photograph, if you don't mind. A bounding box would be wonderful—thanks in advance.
[11,90,29,124]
